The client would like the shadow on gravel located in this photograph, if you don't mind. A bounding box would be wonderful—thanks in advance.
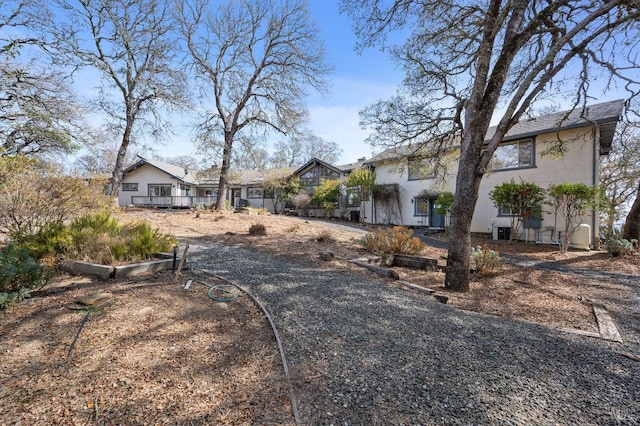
[190,241,640,425]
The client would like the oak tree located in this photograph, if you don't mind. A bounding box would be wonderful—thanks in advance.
[342,0,640,291]
[36,0,188,195]
[177,0,330,210]
[1,0,83,159]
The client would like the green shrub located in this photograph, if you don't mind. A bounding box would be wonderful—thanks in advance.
[0,244,49,309]
[18,223,72,259]
[0,156,112,241]
[605,236,635,257]
[360,226,425,265]
[248,223,267,235]
[18,212,177,264]
[125,222,176,258]
[470,245,504,277]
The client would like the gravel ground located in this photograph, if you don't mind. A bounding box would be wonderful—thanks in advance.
[419,235,640,357]
[191,241,639,425]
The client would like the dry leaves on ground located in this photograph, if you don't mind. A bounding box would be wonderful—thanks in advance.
[2,208,637,424]
[1,272,294,425]
[124,209,638,333]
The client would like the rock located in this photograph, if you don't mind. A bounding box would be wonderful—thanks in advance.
[76,293,112,306]
[319,252,335,261]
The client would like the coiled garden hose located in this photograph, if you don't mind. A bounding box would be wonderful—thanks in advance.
[189,266,237,302]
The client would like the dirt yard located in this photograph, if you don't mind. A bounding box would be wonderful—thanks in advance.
[123,209,638,332]
[1,208,638,425]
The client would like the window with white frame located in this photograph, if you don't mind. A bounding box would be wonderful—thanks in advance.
[490,139,534,170]
[148,184,171,197]
[498,205,516,216]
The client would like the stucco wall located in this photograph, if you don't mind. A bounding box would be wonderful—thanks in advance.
[370,160,455,226]
[473,127,597,240]
[368,125,601,244]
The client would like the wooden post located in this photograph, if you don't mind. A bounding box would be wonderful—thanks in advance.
[175,242,190,276]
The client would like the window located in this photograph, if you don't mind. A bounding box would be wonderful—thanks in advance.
[414,197,429,216]
[498,205,516,216]
[122,183,138,191]
[300,165,339,187]
[319,166,339,182]
[247,186,265,199]
[345,188,360,207]
[300,168,318,187]
[196,187,216,197]
[148,184,171,197]
[179,184,191,196]
[490,139,534,170]
[408,157,435,181]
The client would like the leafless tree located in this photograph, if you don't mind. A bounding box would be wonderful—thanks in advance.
[0,0,41,51]
[35,0,188,196]
[177,0,331,209]
[270,129,343,168]
[342,0,640,291]
[73,127,140,175]
[600,120,640,234]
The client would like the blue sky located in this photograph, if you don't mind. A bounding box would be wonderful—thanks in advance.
[304,2,403,164]
[159,1,404,166]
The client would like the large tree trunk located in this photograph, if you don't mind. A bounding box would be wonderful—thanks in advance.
[215,133,234,210]
[108,121,133,197]
[622,184,640,241]
[444,142,483,292]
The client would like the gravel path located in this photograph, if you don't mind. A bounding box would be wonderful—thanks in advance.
[191,242,639,425]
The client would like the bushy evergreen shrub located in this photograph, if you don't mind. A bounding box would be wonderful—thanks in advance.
[0,244,49,309]
[18,212,177,264]
[605,236,635,257]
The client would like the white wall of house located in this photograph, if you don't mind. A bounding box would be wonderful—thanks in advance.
[118,165,184,206]
[367,125,602,246]
[474,127,598,242]
[368,161,455,227]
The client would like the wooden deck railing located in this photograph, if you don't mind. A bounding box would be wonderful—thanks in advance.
[130,196,216,208]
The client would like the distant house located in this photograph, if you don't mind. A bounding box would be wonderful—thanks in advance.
[118,155,364,213]
[120,100,622,249]
[362,99,624,247]
[118,157,214,208]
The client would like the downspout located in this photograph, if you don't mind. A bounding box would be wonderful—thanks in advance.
[591,126,598,248]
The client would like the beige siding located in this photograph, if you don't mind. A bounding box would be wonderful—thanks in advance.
[473,127,598,240]
[118,165,181,206]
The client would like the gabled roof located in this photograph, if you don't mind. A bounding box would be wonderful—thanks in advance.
[495,99,624,154]
[124,156,200,184]
[365,99,625,165]
[292,157,343,177]
[364,145,434,165]
[336,158,367,173]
